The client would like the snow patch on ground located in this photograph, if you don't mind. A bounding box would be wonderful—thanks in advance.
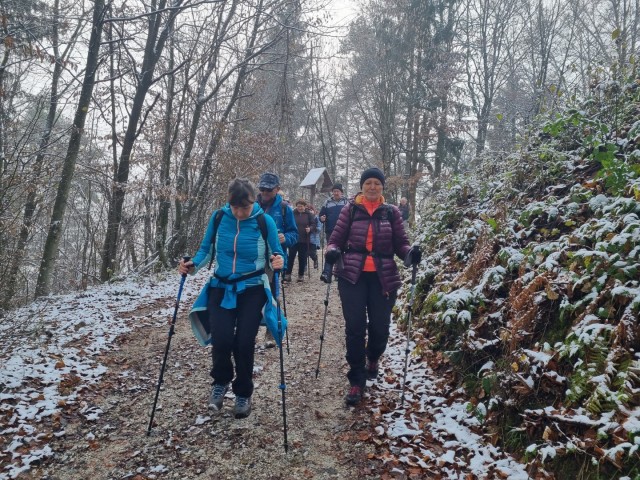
[0,271,208,479]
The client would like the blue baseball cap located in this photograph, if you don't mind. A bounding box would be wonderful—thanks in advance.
[258,172,280,189]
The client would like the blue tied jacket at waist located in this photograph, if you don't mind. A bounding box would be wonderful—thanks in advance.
[187,203,287,346]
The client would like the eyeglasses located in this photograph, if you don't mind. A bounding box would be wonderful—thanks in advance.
[259,187,274,193]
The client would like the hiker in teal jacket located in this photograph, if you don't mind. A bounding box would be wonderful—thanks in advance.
[179,178,285,419]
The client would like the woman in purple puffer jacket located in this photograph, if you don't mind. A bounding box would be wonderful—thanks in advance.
[325,167,421,406]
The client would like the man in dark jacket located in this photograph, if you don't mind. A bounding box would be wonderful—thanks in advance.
[319,183,347,282]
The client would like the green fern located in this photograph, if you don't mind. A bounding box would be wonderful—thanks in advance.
[567,367,590,405]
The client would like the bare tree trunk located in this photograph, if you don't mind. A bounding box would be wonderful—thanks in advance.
[101,0,184,281]
[81,181,93,290]
[172,0,276,257]
[35,0,106,298]
[2,0,82,307]
[155,26,177,269]
[144,174,153,261]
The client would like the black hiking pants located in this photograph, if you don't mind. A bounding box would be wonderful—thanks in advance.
[287,242,308,277]
[207,285,266,398]
[337,272,397,388]
[308,243,319,264]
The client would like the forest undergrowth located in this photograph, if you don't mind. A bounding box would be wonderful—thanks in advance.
[405,76,640,478]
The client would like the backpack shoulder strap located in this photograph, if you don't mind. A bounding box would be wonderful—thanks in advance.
[347,203,392,233]
[281,203,287,229]
[347,203,356,232]
[207,209,224,270]
[256,213,270,266]
[387,204,395,220]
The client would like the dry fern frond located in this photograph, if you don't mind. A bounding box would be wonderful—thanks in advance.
[454,228,497,287]
[507,273,551,353]
[613,302,640,350]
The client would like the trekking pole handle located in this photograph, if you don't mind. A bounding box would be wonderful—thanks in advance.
[181,256,192,278]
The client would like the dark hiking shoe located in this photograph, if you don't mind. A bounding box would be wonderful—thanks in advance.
[366,359,379,380]
[314,260,318,269]
[264,330,276,349]
[234,396,252,419]
[283,273,292,283]
[208,384,229,411]
[345,385,364,406]
[297,275,304,282]
[320,272,331,283]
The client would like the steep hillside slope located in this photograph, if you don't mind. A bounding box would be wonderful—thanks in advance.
[410,78,640,478]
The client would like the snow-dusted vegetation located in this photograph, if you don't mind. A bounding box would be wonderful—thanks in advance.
[404,79,640,477]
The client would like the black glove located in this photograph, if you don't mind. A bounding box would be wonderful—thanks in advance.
[325,248,341,264]
[404,245,421,267]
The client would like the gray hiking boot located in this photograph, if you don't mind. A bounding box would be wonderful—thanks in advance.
[208,383,229,411]
[264,329,276,348]
[234,396,252,419]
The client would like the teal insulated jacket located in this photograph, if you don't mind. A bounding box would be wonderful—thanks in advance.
[188,203,286,346]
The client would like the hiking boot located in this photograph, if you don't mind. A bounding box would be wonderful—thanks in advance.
[208,383,229,411]
[345,385,364,406]
[234,396,252,419]
[264,329,276,348]
[314,260,318,269]
[366,359,379,380]
[297,275,304,282]
[320,272,331,283]
[283,273,292,283]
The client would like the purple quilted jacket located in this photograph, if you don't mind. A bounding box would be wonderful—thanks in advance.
[327,195,411,294]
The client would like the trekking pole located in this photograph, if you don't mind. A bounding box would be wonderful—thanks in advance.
[147,256,191,435]
[278,231,291,354]
[307,235,311,279]
[273,270,289,452]
[315,271,332,379]
[400,263,418,407]
[320,224,324,271]
[280,275,291,355]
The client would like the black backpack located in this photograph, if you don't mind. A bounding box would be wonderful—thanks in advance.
[347,202,395,231]
[342,203,396,258]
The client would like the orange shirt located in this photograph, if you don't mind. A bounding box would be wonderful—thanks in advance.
[361,196,383,271]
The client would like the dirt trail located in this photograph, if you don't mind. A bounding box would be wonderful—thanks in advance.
[33,268,377,480]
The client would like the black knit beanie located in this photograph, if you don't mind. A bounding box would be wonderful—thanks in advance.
[332,183,343,192]
[359,167,385,189]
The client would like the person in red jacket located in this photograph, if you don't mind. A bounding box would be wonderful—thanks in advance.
[325,167,420,406]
